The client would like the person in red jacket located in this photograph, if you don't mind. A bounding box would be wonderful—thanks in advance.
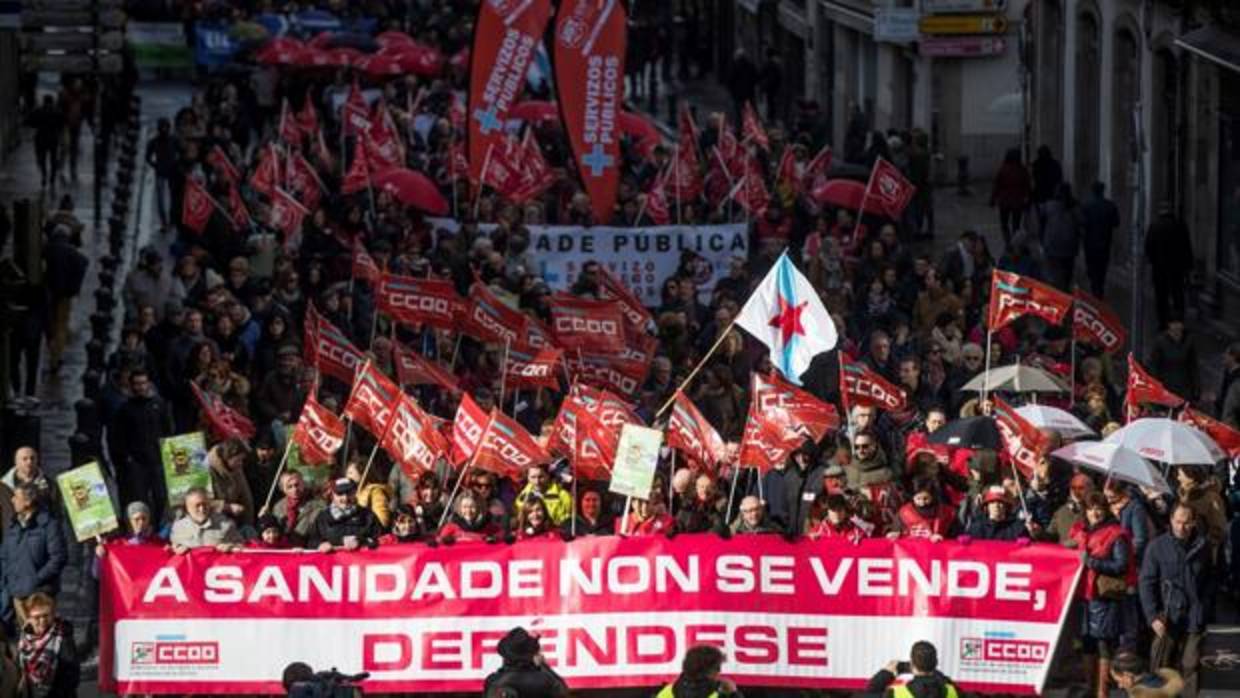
[378,504,422,545]
[615,498,674,536]
[246,514,291,549]
[515,497,560,541]
[890,480,959,542]
[1068,492,1136,698]
[808,494,868,544]
[438,492,502,544]
[990,147,1032,244]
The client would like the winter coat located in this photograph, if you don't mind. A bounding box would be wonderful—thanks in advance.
[438,512,501,543]
[483,660,569,698]
[896,503,958,539]
[1140,531,1212,634]
[1070,518,1134,640]
[357,483,393,528]
[658,677,745,698]
[514,482,573,527]
[965,514,1026,541]
[1114,497,1153,564]
[562,515,613,537]
[44,237,88,300]
[991,162,1031,210]
[1041,199,1083,260]
[0,511,67,599]
[168,513,243,550]
[308,506,382,549]
[615,512,674,536]
[1081,193,1120,256]
[271,496,325,547]
[1179,481,1227,554]
[1045,499,1084,545]
[1145,213,1194,278]
[206,447,255,527]
[1148,332,1200,401]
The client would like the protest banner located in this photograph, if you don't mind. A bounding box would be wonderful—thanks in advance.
[159,432,212,508]
[56,462,119,542]
[608,424,662,499]
[100,536,1081,695]
[426,220,748,306]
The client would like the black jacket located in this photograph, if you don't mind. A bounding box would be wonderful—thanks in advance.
[44,237,88,300]
[866,669,960,698]
[309,506,383,549]
[0,510,68,600]
[966,515,1027,541]
[109,394,173,475]
[483,660,569,698]
[1140,531,1212,634]
[561,515,613,538]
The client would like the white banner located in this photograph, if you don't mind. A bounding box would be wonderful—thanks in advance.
[428,220,748,306]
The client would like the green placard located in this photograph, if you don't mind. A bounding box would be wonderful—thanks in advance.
[284,425,333,488]
[56,462,119,542]
[160,432,213,507]
[608,424,664,499]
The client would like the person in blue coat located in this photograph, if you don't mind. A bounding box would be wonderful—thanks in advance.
[0,484,67,630]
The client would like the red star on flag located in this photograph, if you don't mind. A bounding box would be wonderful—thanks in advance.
[769,296,807,345]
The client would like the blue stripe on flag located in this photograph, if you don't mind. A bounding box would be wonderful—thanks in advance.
[776,256,797,379]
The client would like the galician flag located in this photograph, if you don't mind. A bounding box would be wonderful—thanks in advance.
[735,252,838,384]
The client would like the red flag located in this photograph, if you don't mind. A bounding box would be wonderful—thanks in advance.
[286,152,324,212]
[278,99,302,146]
[549,384,638,478]
[566,351,649,396]
[741,101,769,151]
[451,393,490,466]
[225,185,250,230]
[729,156,770,217]
[751,371,840,444]
[249,145,280,198]
[504,344,563,391]
[181,177,216,235]
[380,393,449,479]
[268,187,309,237]
[448,140,471,183]
[667,392,727,471]
[506,128,557,204]
[567,405,617,480]
[549,293,626,354]
[190,382,256,441]
[343,361,401,439]
[472,408,551,480]
[525,317,559,350]
[840,352,908,412]
[666,143,703,203]
[290,395,346,465]
[553,0,627,223]
[677,102,700,159]
[342,139,372,195]
[1179,406,1240,458]
[393,343,460,393]
[207,145,240,184]
[1073,289,1127,353]
[306,304,365,385]
[458,281,528,345]
[351,239,381,284]
[644,174,671,225]
[737,378,797,473]
[297,98,319,137]
[376,272,460,331]
[314,130,336,173]
[866,157,916,219]
[468,0,554,182]
[342,82,372,137]
[992,396,1050,477]
[988,270,1074,331]
[1126,354,1185,412]
[775,148,799,193]
[367,104,405,170]
[598,266,652,335]
[803,145,833,193]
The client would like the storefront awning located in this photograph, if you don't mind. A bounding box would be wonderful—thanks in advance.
[1175,25,1240,75]
[820,0,874,34]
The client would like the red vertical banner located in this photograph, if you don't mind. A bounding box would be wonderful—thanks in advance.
[467,0,554,182]
[553,0,627,223]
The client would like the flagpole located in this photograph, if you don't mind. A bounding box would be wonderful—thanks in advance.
[357,440,384,489]
[440,411,494,529]
[655,319,738,419]
[1069,333,1077,409]
[840,359,856,456]
[571,472,578,538]
[850,161,877,251]
[621,495,632,536]
[498,336,511,409]
[725,463,742,524]
[674,145,682,225]
[473,144,494,219]
[260,435,298,515]
[667,450,676,517]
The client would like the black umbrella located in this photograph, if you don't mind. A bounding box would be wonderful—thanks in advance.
[926,416,1001,450]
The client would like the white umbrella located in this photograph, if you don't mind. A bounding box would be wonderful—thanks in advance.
[1051,442,1172,493]
[1015,404,1095,438]
[1102,418,1226,465]
[961,363,1069,393]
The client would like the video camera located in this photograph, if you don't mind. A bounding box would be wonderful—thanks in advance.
[284,664,369,698]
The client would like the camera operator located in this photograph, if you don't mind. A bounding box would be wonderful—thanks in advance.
[864,641,960,698]
[482,627,569,698]
[281,662,367,697]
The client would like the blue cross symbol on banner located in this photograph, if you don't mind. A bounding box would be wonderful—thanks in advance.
[473,106,501,135]
[581,144,614,178]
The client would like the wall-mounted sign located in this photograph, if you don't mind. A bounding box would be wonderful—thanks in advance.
[918,36,1008,57]
[875,8,920,43]
[924,0,1007,13]
[919,14,1007,35]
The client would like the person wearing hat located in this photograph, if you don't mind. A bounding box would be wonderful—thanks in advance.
[964,486,1030,541]
[482,627,569,698]
[309,478,383,552]
[809,494,868,544]
[247,514,290,550]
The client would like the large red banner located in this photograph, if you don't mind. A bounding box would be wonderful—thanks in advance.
[553,0,627,223]
[467,0,553,182]
[100,537,1080,695]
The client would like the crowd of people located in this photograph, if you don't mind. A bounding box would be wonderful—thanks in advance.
[0,2,1238,697]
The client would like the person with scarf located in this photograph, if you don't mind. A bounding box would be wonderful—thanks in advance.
[515,497,559,542]
[309,479,382,552]
[1069,492,1136,698]
[808,494,869,543]
[890,480,959,541]
[378,504,422,545]
[438,492,502,544]
[268,470,325,548]
[562,487,613,538]
[15,592,80,698]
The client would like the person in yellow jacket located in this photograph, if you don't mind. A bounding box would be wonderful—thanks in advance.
[864,641,959,698]
[513,465,573,527]
[656,645,743,698]
[345,459,393,529]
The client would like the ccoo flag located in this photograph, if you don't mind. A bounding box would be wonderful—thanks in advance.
[735,252,837,384]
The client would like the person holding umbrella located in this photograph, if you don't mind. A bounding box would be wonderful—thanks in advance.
[1069,492,1137,698]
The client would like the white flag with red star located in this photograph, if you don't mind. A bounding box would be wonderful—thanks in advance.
[735,252,837,384]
